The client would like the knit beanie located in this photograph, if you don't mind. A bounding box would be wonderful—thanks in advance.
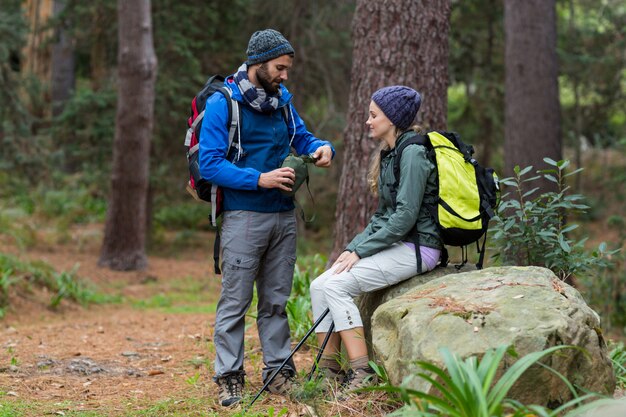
[371,86,422,131]
[246,29,295,65]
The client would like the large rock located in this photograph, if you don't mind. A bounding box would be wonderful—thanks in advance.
[358,264,476,346]
[371,266,615,407]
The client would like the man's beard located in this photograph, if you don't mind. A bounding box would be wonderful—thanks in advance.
[257,63,281,94]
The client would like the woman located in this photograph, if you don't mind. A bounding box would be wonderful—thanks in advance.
[310,85,442,392]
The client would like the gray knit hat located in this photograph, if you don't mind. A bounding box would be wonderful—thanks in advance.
[372,86,422,131]
[246,29,295,65]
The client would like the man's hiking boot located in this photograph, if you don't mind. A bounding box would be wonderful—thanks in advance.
[216,373,244,407]
[341,366,377,394]
[264,368,295,395]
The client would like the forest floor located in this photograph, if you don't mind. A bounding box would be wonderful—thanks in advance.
[0,228,393,417]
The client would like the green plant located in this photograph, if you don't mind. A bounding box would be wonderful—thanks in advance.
[374,345,602,417]
[49,267,99,308]
[610,342,626,388]
[185,371,201,386]
[153,202,213,230]
[0,253,115,313]
[491,159,616,280]
[0,268,17,308]
[265,407,288,417]
[287,254,327,341]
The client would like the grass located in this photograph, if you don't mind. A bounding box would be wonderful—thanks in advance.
[129,276,218,314]
[610,341,626,388]
[0,253,119,314]
[0,396,302,417]
[0,398,218,417]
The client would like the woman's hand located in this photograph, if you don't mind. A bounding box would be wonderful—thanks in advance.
[332,251,360,274]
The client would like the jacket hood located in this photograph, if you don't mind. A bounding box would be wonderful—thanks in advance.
[225,76,292,108]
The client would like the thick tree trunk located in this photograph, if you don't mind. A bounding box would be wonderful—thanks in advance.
[504,0,561,194]
[99,0,157,271]
[51,0,75,117]
[331,0,451,260]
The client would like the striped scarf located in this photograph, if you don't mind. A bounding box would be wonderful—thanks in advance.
[233,63,280,113]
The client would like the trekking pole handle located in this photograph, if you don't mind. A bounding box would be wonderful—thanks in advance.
[247,307,331,409]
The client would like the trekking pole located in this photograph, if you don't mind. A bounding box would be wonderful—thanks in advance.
[247,307,330,409]
[307,322,335,381]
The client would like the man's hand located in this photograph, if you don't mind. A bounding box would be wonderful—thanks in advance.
[258,167,295,191]
[312,145,332,167]
[332,250,360,274]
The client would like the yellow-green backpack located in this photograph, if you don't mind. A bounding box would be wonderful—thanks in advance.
[393,131,500,269]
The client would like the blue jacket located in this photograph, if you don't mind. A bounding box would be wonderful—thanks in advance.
[198,76,335,213]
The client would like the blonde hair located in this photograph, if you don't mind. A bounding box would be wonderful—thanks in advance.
[366,125,425,195]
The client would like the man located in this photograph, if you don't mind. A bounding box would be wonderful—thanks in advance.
[198,29,334,407]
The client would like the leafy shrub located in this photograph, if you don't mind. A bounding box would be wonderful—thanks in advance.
[0,205,36,249]
[490,158,616,280]
[153,202,212,230]
[49,267,105,308]
[0,253,115,312]
[287,254,327,342]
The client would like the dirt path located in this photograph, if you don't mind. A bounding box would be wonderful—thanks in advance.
[1,306,210,411]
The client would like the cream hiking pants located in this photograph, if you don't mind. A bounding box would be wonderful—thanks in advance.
[310,242,429,333]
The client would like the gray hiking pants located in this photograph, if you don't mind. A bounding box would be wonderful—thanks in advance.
[213,210,297,382]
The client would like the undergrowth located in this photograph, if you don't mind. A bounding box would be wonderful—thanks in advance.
[0,252,117,317]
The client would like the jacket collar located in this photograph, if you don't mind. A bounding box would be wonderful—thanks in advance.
[381,130,417,159]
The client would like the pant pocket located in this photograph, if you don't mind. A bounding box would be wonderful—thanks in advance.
[222,251,260,273]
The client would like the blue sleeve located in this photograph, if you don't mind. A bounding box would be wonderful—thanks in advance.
[198,93,260,190]
[287,105,336,158]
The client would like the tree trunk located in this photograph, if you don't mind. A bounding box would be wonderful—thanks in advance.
[50,0,75,117]
[99,0,157,271]
[90,2,109,91]
[21,0,53,118]
[331,0,451,261]
[504,0,561,194]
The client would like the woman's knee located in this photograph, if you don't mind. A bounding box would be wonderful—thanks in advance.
[322,275,354,301]
[310,275,326,296]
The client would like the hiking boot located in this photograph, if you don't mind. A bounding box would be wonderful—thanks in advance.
[315,367,346,392]
[343,366,378,392]
[264,368,295,395]
[216,372,244,407]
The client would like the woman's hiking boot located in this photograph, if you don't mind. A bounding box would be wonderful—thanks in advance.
[339,366,377,398]
[216,372,245,407]
[265,368,295,395]
[315,366,346,392]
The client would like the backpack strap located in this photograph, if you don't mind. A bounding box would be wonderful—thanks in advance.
[390,134,431,208]
[205,87,240,229]
[282,104,296,147]
[390,133,433,275]
[217,86,241,160]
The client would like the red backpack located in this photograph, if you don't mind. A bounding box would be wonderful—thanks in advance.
[184,75,240,228]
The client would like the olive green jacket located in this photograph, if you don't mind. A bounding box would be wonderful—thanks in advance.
[346,131,441,258]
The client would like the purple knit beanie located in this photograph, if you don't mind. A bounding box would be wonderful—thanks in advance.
[371,86,422,130]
